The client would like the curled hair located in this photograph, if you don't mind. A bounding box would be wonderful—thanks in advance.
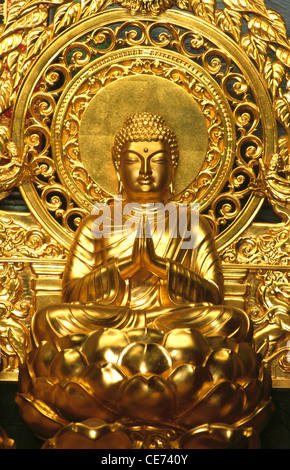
[112,113,179,169]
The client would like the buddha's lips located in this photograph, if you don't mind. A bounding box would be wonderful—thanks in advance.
[137,178,153,184]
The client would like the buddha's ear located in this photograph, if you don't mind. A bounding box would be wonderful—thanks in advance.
[169,164,177,198]
[116,171,124,194]
[169,182,175,199]
[111,144,120,172]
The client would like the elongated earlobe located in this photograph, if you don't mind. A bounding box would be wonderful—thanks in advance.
[169,182,175,198]
[117,171,123,194]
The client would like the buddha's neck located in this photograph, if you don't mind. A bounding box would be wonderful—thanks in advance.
[123,195,170,207]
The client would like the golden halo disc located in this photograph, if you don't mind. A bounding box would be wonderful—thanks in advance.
[78,75,209,197]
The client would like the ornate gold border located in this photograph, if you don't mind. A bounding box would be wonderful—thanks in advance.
[11,9,277,251]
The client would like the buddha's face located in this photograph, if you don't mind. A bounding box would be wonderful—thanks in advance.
[119,141,174,203]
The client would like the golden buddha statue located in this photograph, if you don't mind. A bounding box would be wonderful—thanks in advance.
[17,113,272,449]
[31,113,252,347]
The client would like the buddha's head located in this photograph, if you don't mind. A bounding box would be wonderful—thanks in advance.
[112,113,179,203]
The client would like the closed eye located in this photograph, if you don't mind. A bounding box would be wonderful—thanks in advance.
[124,153,140,164]
[151,154,169,163]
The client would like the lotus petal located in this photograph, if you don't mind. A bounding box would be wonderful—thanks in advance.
[167,364,212,416]
[179,423,259,449]
[53,381,117,422]
[234,400,274,434]
[163,328,210,366]
[260,367,272,401]
[48,350,87,382]
[119,374,174,421]
[206,336,237,351]
[176,382,246,428]
[57,334,86,350]
[18,363,32,394]
[28,376,56,407]
[79,362,127,409]
[32,341,60,378]
[237,342,260,379]
[242,379,263,414]
[15,393,68,439]
[42,419,134,449]
[79,328,129,364]
[205,349,245,382]
[118,342,172,376]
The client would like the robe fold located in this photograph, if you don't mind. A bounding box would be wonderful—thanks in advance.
[31,207,252,346]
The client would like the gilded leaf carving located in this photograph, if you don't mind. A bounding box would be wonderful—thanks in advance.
[4,8,48,36]
[221,227,290,265]
[276,47,290,69]
[53,2,83,35]
[0,73,13,115]
[248,15,289,49]
[0,218,66,259]
[82,0,113,16]
[189,0,216,23]
[264,58,286,98]
[215,8,243,43]
[222,0,268,17]
[240,34,268,72]
[0,263,31,370]
[5,1,27,27]
[275,97,290,127]
[0,32,22,57]
[266,9,289,40]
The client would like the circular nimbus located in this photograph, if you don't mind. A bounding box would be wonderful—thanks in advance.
[53,48,235,213]
[78,74,209,197]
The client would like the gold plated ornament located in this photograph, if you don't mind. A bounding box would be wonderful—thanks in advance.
[17,327,272,447]
[16,112,272,448]
[0,0,289,449]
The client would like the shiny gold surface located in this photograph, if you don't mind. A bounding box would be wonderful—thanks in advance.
[43,419,261,449]
[16,327,273,447]
[42,419,135,449]
[10,8,278,250]
[78,75,209,197]
[0,141,28,201]
[16,112,272,448]
[30,113,251,346]
[0,0,289,449]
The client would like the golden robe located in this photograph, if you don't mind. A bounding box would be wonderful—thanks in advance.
[31,207,252,346]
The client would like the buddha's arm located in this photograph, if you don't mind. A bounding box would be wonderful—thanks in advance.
[115,214,223,306]
[161,218,224,306]
[62,215,126,304]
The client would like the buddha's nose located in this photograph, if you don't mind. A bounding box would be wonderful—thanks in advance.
[140,158,152,176]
